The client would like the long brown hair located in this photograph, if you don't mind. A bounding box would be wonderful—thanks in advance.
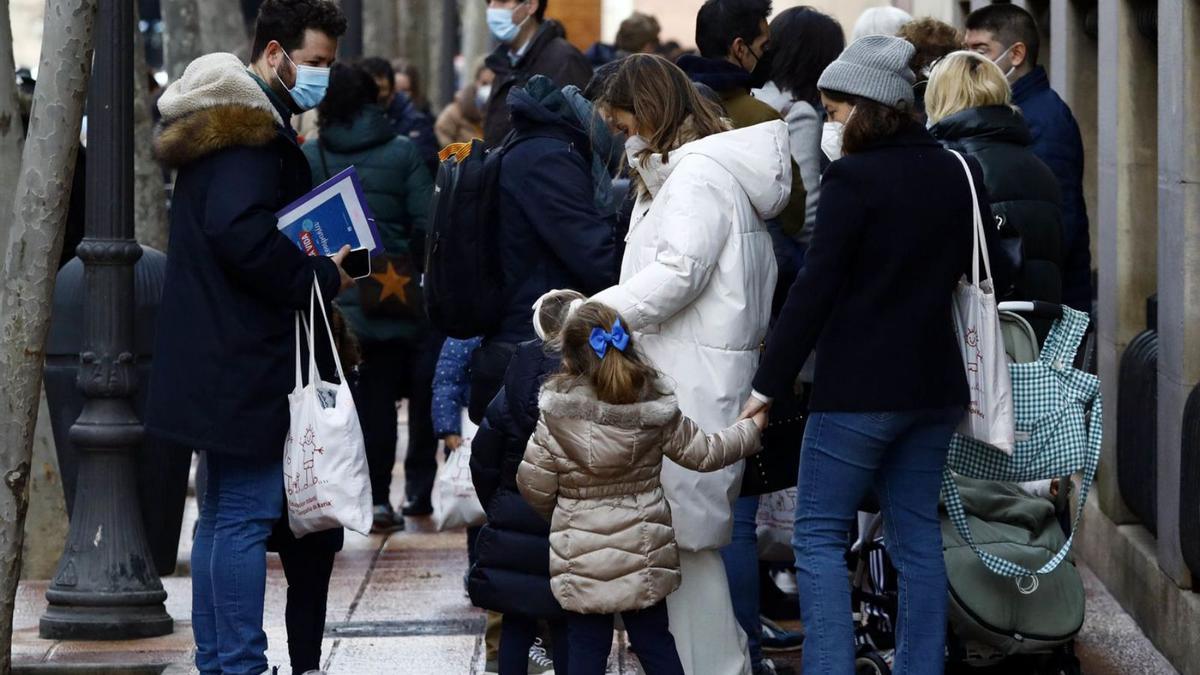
[600,54,728,169]
[822,89,917,155]
[550,302,660,406]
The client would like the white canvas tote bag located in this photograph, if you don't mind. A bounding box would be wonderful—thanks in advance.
[949,150,1016,455]
[285,279,373,537]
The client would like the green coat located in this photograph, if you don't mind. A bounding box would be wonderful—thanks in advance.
[303,105,434,344]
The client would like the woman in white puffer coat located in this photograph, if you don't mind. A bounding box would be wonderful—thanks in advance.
[592,54,789,675]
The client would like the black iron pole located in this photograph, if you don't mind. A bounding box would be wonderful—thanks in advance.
[40,0,173,640]
[342,0,363,58]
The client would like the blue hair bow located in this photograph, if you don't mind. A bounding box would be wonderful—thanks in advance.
[589,319,630,359]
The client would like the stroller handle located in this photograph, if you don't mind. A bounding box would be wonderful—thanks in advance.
[996,300,1064,320]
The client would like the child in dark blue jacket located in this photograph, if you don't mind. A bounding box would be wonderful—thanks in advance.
[468,289,586,674]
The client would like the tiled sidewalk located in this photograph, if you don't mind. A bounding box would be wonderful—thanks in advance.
[8,409,1181,674]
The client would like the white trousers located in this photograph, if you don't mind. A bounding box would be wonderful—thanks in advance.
[665,549,752,675]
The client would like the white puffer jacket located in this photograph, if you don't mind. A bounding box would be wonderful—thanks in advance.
[592,120,789,551]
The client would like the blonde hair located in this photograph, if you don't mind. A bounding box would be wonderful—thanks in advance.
[532,289,586,344]
[549,301,660,406]
[924,50,1013,125]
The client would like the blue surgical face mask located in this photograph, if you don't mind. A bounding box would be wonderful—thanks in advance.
[487,3,527,44]
[277,50,330,112]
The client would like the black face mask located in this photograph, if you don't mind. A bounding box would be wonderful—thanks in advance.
[747,46,774,89]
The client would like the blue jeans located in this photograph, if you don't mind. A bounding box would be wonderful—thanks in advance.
[566,602,684,675]
[193,452,285,675]
[794,409,961,675]
[721,494,762,667]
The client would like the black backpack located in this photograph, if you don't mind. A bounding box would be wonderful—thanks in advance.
[424,130,586,339]
[424,137,513,339]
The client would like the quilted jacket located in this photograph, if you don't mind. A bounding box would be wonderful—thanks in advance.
[517,384,761,614]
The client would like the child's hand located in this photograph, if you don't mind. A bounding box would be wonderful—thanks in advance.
[444,434,463,451]
[752,409,769,431]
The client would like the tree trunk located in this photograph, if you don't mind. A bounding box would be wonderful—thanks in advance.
[459,0,491,77]
[0,0,96,670]
[161,0,201,81]
[0,0,25,256]
[197,0,249,58]
[134,21,168,252]
[363,0,397,61]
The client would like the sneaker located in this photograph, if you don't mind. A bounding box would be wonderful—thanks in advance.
[760,616,804,652]
[528,638,554,674]
[371,504,406,534]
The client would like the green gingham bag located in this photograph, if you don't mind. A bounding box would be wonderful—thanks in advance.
[942,306,1102,577]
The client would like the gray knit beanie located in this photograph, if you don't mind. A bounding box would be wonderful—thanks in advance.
[817,35,916,108]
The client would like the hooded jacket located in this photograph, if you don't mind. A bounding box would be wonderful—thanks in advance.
[385,91,439,176]
[517,384,761,615]
[483,20,593,148]
[591,120,788,551]
[931,105,1065,324]
[490,77,619,345]
[467,340,563,618]
[303,105,434,344]
[145,53,341,458]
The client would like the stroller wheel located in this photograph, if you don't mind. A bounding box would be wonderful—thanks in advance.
[855,652,891,675]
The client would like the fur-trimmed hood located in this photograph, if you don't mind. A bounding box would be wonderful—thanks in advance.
[538,385,678,429]
[155,53,285,169]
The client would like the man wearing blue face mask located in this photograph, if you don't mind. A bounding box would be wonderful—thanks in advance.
[482,0,593,148]
[966,4,1094,315]
[147,2,352,673]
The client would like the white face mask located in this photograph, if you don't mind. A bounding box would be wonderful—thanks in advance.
[475,84,492,109]
[821,121,845,161]
[821,107,856,161]
[992,44,1017,81]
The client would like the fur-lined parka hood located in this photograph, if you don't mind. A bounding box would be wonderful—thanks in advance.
[155,53,286,169]
[537,385,679,429]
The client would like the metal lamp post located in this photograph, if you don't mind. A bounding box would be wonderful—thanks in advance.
[39,0,173,640]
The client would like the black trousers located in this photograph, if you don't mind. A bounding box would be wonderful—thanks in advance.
[360,334,443,506]
[278,542,336,673]
[566,602,684,675]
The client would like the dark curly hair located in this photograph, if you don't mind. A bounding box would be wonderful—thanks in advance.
[251,0,347,61]
[821,90,917,155]
[317,63,379,129]
[769,6,844,108]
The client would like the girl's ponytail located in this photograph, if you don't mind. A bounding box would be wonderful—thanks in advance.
[550,301,660,405]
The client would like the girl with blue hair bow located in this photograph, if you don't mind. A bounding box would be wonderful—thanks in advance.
[517,300,768,674]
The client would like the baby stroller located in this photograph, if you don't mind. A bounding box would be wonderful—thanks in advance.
[850,301,1099,675]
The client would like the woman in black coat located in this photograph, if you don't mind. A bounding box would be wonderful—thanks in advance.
[468,290,584,674]
[926,50,1065,336]
[739,37,1012,675]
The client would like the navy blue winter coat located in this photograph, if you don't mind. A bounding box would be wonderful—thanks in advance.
[147,73,341,459]
[489,78,619,345]
[467,340,564,619]
[754,122,1012,411]
[1012,66,1092,313]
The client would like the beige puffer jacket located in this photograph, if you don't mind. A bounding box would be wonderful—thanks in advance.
[517,384,761,615]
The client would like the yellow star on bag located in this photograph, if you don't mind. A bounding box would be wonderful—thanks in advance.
[372,258,411,304]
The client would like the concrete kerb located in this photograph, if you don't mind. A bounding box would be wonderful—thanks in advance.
[1078,496,1200,674]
